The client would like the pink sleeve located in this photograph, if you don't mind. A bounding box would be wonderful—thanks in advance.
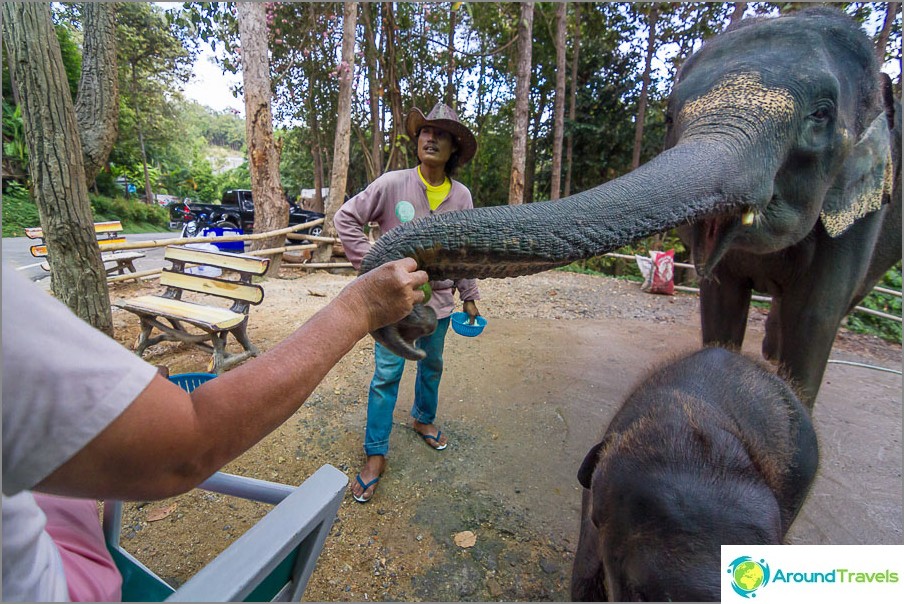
[455,278,481,302]
[334,189,380,270]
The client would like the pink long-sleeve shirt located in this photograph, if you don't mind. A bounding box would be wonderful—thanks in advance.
[334,167,480,320]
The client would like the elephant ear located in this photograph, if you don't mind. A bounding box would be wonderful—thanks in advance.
[820,112,894,237]
[577,441,606,489]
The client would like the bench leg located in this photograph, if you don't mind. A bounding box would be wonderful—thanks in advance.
[230,322,259,357]
[135,321,155,356]
[208,326,260,374]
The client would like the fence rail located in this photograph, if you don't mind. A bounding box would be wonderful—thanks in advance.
[601,253,901,324]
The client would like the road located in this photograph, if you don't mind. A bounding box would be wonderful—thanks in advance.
[3,231,196,284]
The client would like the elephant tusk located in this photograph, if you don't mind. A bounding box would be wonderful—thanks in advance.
[742,209,756,226]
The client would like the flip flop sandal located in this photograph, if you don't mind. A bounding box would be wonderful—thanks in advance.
[353,473,380,503]
[421,430,448,451]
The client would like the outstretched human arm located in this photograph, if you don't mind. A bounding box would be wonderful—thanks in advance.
[34,259,427,500]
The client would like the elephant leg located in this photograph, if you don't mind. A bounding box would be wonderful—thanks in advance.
[774,301,843,409]
[699,271,752,349]
[762,299,782,362]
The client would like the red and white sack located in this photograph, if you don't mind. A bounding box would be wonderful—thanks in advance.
[635,249,675,295]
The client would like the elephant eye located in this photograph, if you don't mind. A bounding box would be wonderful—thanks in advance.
[808,104,834,124]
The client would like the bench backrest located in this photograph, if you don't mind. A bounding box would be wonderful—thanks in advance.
[28,221,126,257]
[163,246,270,307]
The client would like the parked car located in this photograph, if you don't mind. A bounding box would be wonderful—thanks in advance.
[170,189,326,240]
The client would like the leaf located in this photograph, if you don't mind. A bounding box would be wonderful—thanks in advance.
[146,502,178,522]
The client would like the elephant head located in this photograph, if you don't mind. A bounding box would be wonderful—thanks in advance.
[362,8,899,364]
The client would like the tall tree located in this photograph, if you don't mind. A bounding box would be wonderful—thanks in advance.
[117,2,193,204]
[317,1,357,263]
[74,2,119,187]
[564,2,581,197]
[632,3,658,170]
[875,2,900,64]
[446,2,458,105]
[237,2,288,275]
[729,2,748,26]
[550,1,567,200]
[383,3,407,171]
[2,2,113,335]
[361,2,383,179]
[508,2,533,206]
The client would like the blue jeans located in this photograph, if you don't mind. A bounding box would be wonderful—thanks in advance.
[364,317,451,457]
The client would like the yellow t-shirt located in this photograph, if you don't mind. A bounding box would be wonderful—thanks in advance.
[418,166,451,211]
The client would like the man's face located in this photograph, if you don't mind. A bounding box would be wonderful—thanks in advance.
[417,126,457,169]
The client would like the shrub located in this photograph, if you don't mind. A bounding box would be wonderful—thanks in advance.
[1,182,40,236]
[845,263,902,343]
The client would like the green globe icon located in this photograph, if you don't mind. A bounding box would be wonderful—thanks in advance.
[733,561,765,591]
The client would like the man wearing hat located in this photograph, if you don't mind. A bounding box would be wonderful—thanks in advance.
[334,102,481,503]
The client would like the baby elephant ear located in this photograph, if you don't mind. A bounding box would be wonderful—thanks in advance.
[820,112,893,237]
[577,441,606,489]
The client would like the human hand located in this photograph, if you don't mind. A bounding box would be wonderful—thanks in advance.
[339,258,428,332]
[463,300,480,325]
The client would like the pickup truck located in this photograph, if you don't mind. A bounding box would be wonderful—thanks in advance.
[169,189,325,239]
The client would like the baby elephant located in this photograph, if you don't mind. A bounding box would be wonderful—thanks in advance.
[570,347,818,602]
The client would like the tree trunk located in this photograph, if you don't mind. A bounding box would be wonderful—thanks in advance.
[446,3,457,106]
[564,3,580,197]
[550,1,567,200]
[75,1,119,187]
[525,89,547,204]
[384,3,407,171]
[875,2,900,64]
[2,2,113,335]
[729,2,747,27]
[237,2,288,275]
[362,2,383,179]
[308,85,325,213]
[631,4,658,170]
[137,122,153,204]
[509,2,533,206]
[316,1,357,264]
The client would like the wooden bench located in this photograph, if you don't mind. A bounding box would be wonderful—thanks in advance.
[26,220,146,277]
[113,245,270,373]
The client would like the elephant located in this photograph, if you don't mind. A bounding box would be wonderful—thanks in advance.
[569,347,819,602]
[360,7,902,408]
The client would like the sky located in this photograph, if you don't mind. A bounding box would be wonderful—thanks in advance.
[182,43,245,116]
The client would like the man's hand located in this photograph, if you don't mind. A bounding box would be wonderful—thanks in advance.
[463,300,480,325]
[338,258,428,332]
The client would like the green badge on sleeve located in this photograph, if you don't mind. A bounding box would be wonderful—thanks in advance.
[395,200,415,223]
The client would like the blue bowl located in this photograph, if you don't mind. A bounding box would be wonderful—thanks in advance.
[169,372,217,393]
[450,311,487,337]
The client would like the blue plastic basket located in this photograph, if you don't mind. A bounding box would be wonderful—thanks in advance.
[201,227,245,252]
[450,311,487,337]
[169,372,217,393]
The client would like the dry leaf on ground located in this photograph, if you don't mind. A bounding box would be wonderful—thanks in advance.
[146,502,177,522]
[454,530,476,548]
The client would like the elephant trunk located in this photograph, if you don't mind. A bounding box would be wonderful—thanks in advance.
[361,139,758,281]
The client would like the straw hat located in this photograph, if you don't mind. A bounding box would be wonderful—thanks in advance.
[405,103,478,165]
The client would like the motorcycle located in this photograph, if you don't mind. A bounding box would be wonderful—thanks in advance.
[177,200,213,238]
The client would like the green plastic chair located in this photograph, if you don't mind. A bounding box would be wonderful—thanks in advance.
[102,373,348,601]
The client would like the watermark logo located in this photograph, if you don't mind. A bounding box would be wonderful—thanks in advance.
[727,556,771,598]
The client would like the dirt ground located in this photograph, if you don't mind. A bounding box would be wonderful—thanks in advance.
[107,267,902,602]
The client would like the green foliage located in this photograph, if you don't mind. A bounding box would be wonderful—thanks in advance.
[1,182,40,237]
[55,23,82,100]
[2,100,28,177]
[1,184,168,236]
[90,195,170,230]
[845,263,903,343]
